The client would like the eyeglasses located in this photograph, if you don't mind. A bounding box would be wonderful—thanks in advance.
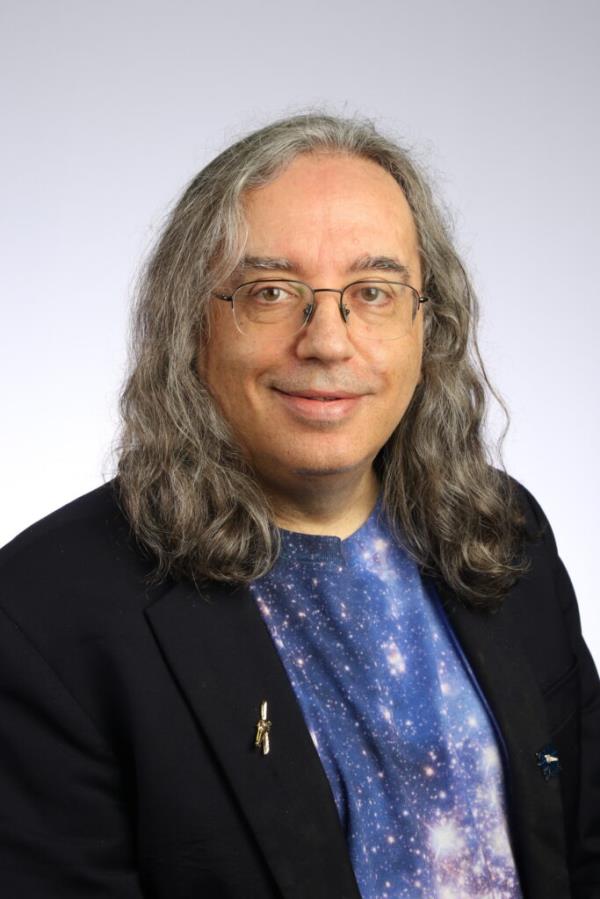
[214,279,429,341]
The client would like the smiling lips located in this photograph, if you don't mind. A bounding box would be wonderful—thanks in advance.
[281,390,359,401]
[273,387,365,421]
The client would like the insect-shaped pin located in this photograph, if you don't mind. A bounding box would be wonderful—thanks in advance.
[254,700,271,756]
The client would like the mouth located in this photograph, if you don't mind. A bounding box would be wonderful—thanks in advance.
[272,388,365,422]
[274,389,361,401]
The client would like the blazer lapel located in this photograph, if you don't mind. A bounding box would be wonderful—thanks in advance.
[434,579,570,898]
[145,578,361,899]
[144,570,571,898]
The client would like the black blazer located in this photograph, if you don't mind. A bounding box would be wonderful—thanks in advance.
[0,480,598,898]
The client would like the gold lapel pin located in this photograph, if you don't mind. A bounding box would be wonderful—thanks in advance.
[536,742,561,780]
[254,699,271,755]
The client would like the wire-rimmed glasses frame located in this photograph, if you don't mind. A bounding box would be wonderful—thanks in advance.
[213,278,430,340]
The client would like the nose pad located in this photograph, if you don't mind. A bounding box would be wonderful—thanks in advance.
[302,290,351,329]
[295,291,356,359]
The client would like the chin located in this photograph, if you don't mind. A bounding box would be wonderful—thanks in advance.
[286,447,375,480]
[292,463,364,478]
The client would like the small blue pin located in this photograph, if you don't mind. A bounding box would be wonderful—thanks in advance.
[536,743,561,781]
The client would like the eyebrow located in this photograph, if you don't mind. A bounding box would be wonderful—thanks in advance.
[235,255,296,275]
[348,254,412,281]
[234,254,412,281]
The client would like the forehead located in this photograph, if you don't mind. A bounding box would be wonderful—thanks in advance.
[240,152,420,277]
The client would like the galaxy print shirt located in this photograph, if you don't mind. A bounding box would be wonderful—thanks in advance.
[250,502,523,899]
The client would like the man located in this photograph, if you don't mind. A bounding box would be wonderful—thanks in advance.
[0,114,598,898]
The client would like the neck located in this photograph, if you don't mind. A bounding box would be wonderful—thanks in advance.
[262,467,379,539]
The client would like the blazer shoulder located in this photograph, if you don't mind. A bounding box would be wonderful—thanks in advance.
[0,481,157,623]
[493,468,554,549]
[1,481,125,565]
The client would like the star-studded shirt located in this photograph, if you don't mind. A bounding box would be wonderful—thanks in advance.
[249,502,523,898]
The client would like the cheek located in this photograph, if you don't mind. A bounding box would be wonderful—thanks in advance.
[198,324,241,420]
[382,356,423,434]
[199,329,275,433]
[372,335,423,400]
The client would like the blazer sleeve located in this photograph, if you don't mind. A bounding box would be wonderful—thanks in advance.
[0,604,149,898]
[523,485,600,897]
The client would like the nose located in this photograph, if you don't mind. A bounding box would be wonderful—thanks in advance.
[295,289,355,362]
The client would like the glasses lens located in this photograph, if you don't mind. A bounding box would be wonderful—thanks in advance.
[232,280,311,335]
[229,279,421,340]
[343,281,417,340]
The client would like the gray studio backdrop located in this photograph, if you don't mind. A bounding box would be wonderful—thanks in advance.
[1,0,598,660]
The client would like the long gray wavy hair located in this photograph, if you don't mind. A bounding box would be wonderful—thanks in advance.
[116,112,529,608]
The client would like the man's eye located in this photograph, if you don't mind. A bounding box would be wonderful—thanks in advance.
[247,285,292,303]
[258,287,285,302]
[362,288,381,301]
[356,286,389,303]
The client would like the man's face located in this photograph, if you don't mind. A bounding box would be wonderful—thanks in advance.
[200,152,425,499]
